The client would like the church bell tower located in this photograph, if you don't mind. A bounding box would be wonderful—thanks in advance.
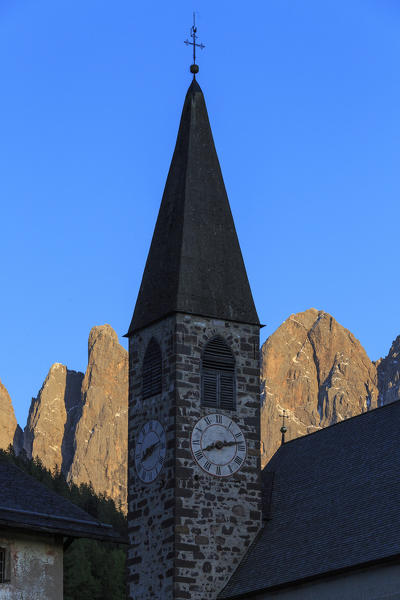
[126,68,262,599]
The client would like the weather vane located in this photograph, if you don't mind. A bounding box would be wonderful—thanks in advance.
[184,12,205,76]
[280,409,289,445]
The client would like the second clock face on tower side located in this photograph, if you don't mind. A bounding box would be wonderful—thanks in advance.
[190,413,247,477]
[135,419,166,483]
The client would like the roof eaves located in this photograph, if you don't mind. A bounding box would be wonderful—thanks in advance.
[0,512,127,544]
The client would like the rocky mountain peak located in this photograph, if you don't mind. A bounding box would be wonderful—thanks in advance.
[88,323,119,352]
[68,325,128,510]
[260,308,379,465]
[21,325,128,509]
[24,363,84,472]
[2,315,399,512]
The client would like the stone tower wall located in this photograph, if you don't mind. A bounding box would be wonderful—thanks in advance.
[127,313,262,599]
[127,315,176,599]
[173,313,262,599]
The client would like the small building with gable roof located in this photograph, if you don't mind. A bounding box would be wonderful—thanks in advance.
[0,458,124,599]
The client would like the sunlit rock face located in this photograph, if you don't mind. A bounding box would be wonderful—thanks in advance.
[260,308,379,466]
[0,378,18,450]
[22,325,128,511]
[377,335,400,406]
[24,363,83,472]
[5,315,398,512]
[68,325,128,510]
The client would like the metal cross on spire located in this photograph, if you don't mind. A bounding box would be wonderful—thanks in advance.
[184,12,205,76]
[280,409,289,446]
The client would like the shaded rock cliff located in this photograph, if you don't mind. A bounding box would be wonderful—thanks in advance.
[0,379,18,450]
[68,325,128,510]
[24,364,84,472]
[377,335,400,406]
[260,308,379,466]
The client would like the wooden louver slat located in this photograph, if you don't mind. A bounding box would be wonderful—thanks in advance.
[142,339,162,399]
[202,370,218,408]
[219,373,235,410]
[202,337,236,410]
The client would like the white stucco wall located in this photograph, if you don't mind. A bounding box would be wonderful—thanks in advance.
[0,531,63,600]
[248,562,400,600]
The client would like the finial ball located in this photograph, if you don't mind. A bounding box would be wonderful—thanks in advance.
[190,64,199,74]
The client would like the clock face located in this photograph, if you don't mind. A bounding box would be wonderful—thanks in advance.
[135,420,166,483]
[190,413,246,477]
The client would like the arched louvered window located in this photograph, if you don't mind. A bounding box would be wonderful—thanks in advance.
[202,337,236,410]
[142,339,162,399]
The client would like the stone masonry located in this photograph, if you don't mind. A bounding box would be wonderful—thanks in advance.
[128,315,176,599]
[128,313,262,600]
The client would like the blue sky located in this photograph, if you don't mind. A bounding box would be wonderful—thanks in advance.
[1,0,399,426]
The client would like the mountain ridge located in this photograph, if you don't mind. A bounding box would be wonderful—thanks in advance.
[1,310,398,509]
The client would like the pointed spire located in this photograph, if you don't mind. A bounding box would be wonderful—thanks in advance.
[127,80,259,335]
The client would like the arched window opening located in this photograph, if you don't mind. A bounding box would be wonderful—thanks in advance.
[142,339,162,399]
[202,337,235,410]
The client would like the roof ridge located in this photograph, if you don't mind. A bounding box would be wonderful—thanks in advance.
[270,400,399,453]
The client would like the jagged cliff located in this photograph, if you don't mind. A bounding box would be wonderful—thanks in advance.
[68,325,128,509]
[376,335,400,406]
[24,364,84,472]
[0,379,18,450]
[1,313,399,511]
[260,309,380,465]
[22,325,128,510]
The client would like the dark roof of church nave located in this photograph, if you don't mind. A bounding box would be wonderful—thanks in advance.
[0,459,125,542]
[128,79,259,334]
[220,400,400,598]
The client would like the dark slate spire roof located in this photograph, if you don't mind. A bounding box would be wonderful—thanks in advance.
[219,400,400,598]
[127,79,259,335]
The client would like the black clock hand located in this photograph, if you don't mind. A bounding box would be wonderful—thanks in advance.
[203,439,240,452]
[142,441,160,461]
[203,441,219,452]
[221,440,240,448]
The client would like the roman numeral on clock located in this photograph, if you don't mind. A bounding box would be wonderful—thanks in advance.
[191,415,246,477]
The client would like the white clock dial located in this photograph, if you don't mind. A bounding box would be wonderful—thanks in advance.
[135,420,166,483]
[190,414,246,477]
